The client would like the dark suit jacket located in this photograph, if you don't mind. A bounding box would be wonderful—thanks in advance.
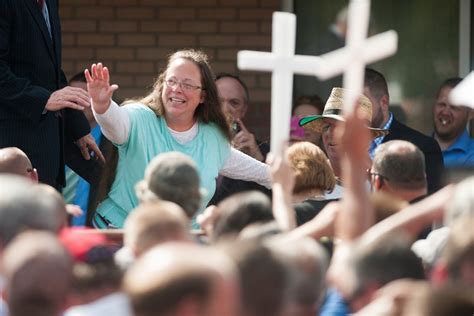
[86,136,118,226]
[0,0,91,187]
[382,118,444,194]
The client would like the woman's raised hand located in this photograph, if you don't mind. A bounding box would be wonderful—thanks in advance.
[84,63,119,114]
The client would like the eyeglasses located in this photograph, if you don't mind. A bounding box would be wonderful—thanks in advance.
[165,78,203,91]
[366,168,390,183]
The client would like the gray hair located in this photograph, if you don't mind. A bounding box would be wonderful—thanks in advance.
[0,175,62,248]
[135,152,203,219]
[372,140,427,190]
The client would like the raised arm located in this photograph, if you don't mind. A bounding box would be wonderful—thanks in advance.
[85,63,130,145]
[326,108,374,295]
[268,152,297,232]
[361,184,453,246]
[336,109,374,241]
[286,201,340,240]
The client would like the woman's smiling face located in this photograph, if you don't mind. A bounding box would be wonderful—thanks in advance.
[161,58,205,129]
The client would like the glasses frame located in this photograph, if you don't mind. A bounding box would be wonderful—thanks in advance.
[164,78,204,92]
[366,168,390,183]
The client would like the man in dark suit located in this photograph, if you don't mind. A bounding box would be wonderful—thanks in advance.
[0,0,103,189]
[363,68,444,194]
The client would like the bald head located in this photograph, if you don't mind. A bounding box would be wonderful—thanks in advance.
[3,231,72,316]
[372,140,427,192]
[36,184,68,230]
[123,243,239,316]
[0,147,37,182]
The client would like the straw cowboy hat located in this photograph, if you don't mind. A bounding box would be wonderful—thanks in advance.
[298,87,389,138]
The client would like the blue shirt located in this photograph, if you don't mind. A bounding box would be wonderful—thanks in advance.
[441,130,474,167]
[369,112,393,159]
[70,125,103,226]
[319,287,350,316]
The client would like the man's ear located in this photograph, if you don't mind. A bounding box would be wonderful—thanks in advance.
[373,176,384,191]
[380,94,390,112]
[30,168,39,184]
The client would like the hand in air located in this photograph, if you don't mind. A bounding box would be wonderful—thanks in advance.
[84,63,118,114]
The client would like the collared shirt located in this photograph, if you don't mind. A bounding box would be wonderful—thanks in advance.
[369,112,394,159]
[441,129,474,167]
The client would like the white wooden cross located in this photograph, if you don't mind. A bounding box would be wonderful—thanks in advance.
[238,0,398,155]
[314,0,398,113]
[449,71,474,109]
[238,12,323,155]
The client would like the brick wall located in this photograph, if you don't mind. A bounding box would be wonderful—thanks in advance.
[60,0,280,141]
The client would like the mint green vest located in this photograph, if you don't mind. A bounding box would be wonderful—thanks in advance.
[96,104,230,228]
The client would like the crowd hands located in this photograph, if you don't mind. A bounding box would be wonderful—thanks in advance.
[0,61,472,316]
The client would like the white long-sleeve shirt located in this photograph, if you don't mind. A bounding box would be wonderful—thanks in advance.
[94,101,271,188]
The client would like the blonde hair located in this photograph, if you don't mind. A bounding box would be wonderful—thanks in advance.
[286,142,336,194]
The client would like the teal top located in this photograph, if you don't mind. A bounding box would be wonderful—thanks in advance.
[96,104,230,228]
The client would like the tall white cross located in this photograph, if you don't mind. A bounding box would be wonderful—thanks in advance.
[237,0,398,154]
[315,0,398,113]
[238,12,323,155]
[449,71,474,109]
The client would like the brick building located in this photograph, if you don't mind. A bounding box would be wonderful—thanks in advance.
[60,0,280,141]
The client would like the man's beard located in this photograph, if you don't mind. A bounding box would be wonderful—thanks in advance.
[434,122,465,142]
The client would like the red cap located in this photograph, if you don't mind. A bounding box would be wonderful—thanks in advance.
[59,227,108,262]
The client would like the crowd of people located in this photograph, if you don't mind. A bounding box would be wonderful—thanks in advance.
[0,1,473,315]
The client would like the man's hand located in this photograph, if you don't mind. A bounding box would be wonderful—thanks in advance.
[232,119,264,161]
[75,133,105,162]
[196,205,220,237]
[45,86,90,111]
